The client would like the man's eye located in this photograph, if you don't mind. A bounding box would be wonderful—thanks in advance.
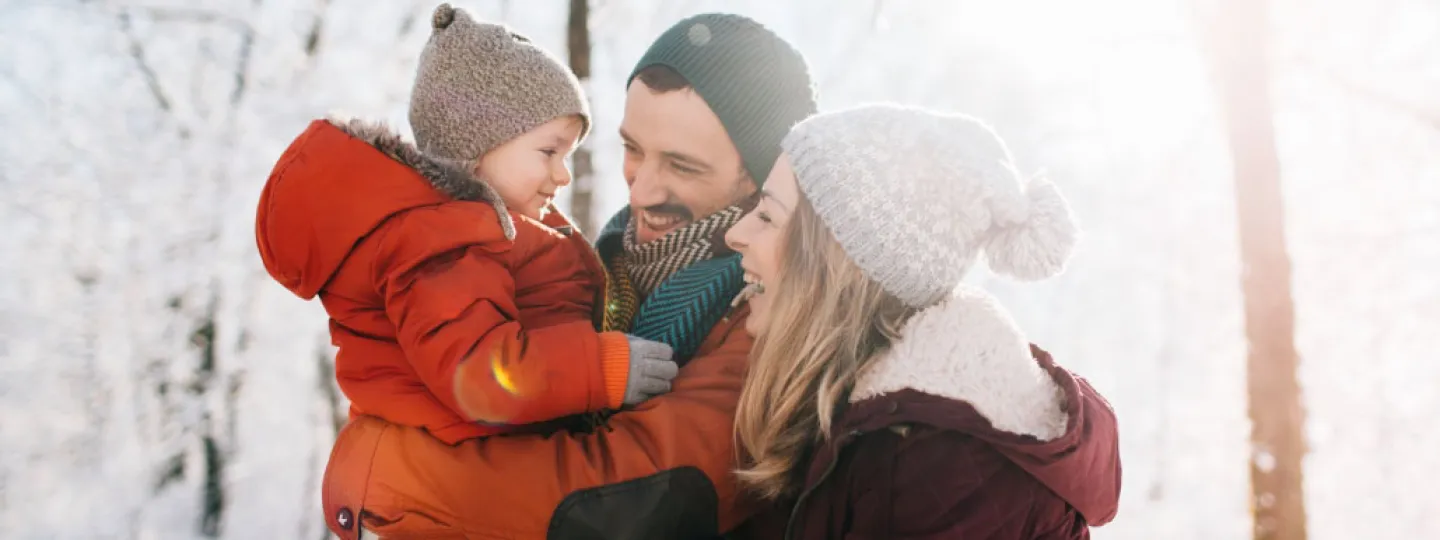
[671,162,701,175]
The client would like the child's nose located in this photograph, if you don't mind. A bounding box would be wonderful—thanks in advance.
[553,165,573,187]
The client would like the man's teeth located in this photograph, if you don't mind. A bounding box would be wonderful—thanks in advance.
[642,212,683,229]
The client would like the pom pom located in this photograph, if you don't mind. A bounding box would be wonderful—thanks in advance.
[984,178,1077,281]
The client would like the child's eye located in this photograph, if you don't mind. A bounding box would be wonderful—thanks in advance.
[540,148,558,157]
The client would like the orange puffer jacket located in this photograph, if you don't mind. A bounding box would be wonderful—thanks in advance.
[322,305,755,539]
[255,118,632,444]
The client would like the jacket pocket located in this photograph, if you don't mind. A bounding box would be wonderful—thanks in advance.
[324,417,390,540]
[548,467,719,540]
[359,508,469,540]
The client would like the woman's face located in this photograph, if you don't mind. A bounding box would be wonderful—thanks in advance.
[725,154,801,337]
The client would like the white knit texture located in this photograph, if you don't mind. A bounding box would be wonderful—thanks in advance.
[784,103,1078,307]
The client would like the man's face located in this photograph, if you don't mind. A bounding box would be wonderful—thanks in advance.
[620,80,756,244]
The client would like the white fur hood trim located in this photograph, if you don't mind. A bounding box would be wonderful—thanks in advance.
[849,285,1069,441]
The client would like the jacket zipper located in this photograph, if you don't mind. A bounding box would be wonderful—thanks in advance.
[782,429,862,540]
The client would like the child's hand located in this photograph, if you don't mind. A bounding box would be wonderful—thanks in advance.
[622,336,678,405]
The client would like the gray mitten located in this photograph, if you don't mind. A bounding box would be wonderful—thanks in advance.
[623,335,678,406]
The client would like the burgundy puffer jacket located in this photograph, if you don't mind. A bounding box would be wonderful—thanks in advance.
[738,287,1122,539]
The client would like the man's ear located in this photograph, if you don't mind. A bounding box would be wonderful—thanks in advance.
[737,187,762,213]
[730,170,760,204]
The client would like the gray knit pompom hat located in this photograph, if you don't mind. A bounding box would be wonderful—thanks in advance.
[409,3,590,162]
[783,103,1078,308]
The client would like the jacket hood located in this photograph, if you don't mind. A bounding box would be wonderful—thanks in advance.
[842,285,1121,525]
[255,118,515,299]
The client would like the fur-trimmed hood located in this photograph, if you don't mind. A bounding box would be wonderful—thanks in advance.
[325,118,516,239]
[833,285,1122,526]
[255,119,516,299]
[850,286,1068,439]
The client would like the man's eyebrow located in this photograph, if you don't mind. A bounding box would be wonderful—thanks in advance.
[660,151,712,172]
[617,128,711,171]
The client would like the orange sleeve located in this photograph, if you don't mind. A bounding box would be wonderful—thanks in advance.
[584,312,762,532]
[371,205,629,425]
[410,308,760,535]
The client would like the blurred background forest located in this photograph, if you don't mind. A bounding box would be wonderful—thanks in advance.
[1,0,1437,538]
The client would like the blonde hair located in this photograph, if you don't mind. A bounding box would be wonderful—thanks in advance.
[733,196,916,500]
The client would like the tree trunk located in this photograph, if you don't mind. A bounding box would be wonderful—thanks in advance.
[566,0,596,236]
[1202,0,1309,538]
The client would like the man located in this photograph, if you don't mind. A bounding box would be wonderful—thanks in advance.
[317,13,818,540]
[594,13,817,364]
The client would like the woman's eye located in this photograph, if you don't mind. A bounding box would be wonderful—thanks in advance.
[540,149,558,157]
[756,211,773,225]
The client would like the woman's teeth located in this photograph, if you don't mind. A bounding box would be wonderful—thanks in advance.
[732,276,766,307]
[742,273,765,290]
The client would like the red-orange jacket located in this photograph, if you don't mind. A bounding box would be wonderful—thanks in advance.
[321,306,755,539]
[255,118,632,444]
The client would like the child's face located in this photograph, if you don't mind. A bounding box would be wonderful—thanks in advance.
[475,116,584,220]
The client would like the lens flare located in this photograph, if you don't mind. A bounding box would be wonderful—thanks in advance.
[490,347,520,396]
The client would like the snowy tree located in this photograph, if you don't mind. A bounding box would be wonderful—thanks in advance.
[1200,0,1308,535]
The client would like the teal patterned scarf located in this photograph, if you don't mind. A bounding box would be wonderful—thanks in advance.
[596,208,745,364]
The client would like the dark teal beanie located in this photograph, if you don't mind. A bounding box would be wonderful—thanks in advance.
[628,13,818,185]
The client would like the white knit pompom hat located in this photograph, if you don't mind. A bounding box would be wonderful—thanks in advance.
[782,103,1078,308]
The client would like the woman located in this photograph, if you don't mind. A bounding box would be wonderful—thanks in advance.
[724,104,1122,539]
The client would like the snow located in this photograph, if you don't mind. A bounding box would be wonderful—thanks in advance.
[2,0,1437,538]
